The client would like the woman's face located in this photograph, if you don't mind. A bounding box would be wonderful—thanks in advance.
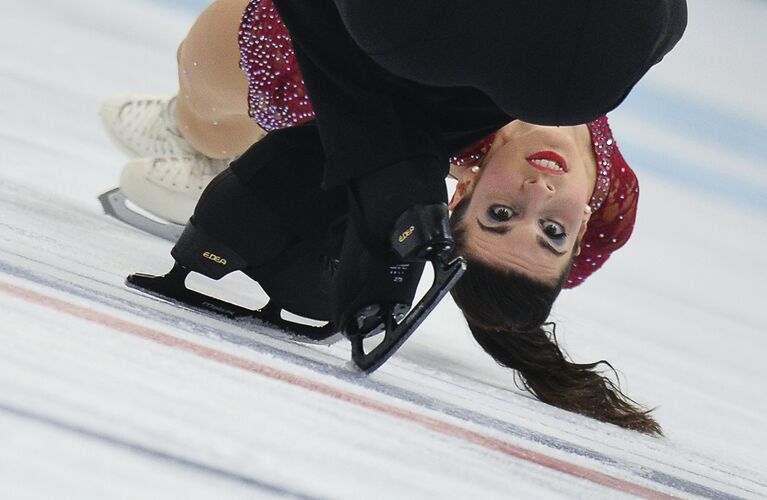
[450,121,597,284]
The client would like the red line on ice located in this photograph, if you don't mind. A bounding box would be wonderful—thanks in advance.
[1,280,677,499]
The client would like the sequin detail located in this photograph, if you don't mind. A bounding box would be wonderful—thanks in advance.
[449,134,495,167]
[586,116,615,212]
[238,0,314,131]
[238,0,486,164]
[565,117,639,288]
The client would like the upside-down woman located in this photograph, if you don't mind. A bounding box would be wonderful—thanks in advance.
[102,0,686,434]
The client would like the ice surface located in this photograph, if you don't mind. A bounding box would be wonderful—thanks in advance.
[1,0,766,498]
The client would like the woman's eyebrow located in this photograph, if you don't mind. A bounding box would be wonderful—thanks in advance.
[537,235,566,256]
[476,219,565,256]
[476,219,509,235]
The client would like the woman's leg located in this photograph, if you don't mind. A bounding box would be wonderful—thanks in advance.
[175,0,265,159]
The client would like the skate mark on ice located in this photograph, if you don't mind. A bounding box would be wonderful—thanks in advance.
[0,255,763,498]
[0,266,759,500]
[0,257,760,498]
[0,277,681,500]
[0,401,321,500]
[3,253,765,497]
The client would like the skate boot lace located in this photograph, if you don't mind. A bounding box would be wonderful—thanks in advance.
[147,155,230,191]
[123,97,196,156]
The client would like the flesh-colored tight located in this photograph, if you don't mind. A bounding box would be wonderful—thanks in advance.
[174,0,468,176]
[175,0,265,159]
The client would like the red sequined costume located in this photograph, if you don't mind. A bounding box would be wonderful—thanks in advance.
[238,0,638,288]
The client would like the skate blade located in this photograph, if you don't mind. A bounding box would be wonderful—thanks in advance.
[99,188,184,242]
[127,264,341,345]
[350,256,467,372]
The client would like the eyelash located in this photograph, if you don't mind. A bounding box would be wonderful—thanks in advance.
[488,205,516,221]
[488,205,567,240]
[542,221,567,241]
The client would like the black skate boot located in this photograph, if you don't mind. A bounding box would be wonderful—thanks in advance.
[127,167,340,342]
[334,202,466,372]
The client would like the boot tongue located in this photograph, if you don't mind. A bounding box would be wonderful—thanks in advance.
[164,96,198,155]
[390,204,454,261]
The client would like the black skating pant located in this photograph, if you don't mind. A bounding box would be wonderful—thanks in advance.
[272,0,687,189]
[193,125,346,321]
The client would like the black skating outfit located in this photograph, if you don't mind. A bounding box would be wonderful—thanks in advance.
[192,0,687,326]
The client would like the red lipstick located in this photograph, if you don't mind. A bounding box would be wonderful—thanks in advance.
[526,151,568,175]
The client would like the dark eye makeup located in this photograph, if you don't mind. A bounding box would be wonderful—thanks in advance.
[541,220,567,241]
[484,204,568,244]
[488,204,515,221]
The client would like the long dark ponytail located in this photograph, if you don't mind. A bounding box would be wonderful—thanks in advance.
[449,198,662,435]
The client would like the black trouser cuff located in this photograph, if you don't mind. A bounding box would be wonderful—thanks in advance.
[349,156,447,245]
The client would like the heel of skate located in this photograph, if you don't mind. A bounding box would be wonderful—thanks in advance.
[340,204,466,372]
[127,221,338,342]
[170,221,250,280]
[99,188,184,242]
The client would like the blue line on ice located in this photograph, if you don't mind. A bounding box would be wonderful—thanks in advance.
[148,0,211,13]
[620,86,767,166]
[0,401,320,500]
[0,257,752,500]
[618,144,767,212]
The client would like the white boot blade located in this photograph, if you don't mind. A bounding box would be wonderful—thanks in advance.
[98,188,184,242]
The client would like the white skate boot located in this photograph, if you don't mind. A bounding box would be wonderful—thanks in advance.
[118,155,230,225]
[100,95,196,158]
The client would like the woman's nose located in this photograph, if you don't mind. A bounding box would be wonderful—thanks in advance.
[523,177,555,194]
